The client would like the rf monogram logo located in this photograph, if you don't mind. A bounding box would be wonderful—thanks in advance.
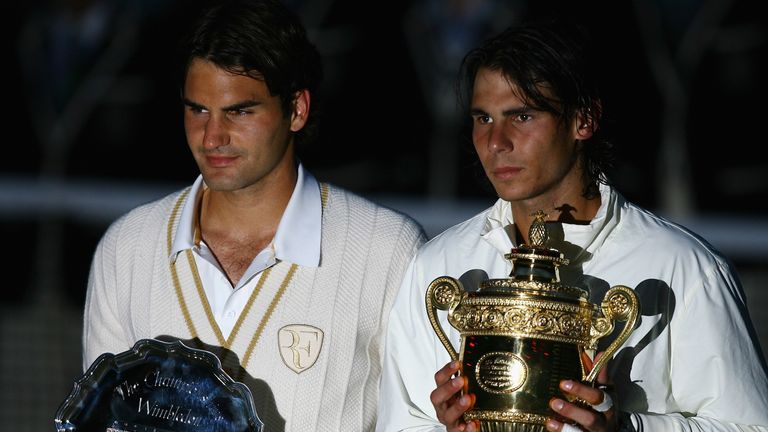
[278,324,324,374]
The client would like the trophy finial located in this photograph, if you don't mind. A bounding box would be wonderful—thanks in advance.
[528,210,548,248]
[505,209,567,282]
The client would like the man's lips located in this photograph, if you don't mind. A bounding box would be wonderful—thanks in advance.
[205,155,238,167]
[492,166,522,180]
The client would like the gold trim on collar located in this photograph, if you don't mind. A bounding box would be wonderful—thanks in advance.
[320,182,329,209]
[168,189,198,337]
[239,263,298,379]
[184,249,227,345]
[193,187,207,246]
[166,186,300,377]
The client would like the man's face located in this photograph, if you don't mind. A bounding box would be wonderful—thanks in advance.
[182,58,305,193]
[471,67,589,205]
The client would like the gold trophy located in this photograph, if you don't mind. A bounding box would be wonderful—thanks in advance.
[426,211,639,432]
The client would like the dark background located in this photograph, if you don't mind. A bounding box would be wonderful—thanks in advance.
[1,1,767,429]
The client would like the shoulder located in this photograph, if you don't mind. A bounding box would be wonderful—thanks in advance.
[322,183,426,241]
[402,204,496,283]
[615,195,732,270]
[620,200,714,250]
[396,204,499,292]
[100,188,188,244]
[420,205,492,255]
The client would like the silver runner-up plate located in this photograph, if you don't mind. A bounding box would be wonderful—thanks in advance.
[55,338,263,432]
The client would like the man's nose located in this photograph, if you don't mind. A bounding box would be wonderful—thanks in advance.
[203,116,228,149]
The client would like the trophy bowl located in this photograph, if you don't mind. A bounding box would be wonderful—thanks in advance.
[55,338,263,432]
[426,212,639,432]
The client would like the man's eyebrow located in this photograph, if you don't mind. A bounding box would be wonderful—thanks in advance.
[221,100,259,111]
[181,98,260,111]
[182,98,205,110]
[469,106,533,116]
[503,106,534,116]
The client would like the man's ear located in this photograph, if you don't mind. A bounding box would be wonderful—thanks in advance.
[574,106,599,140]
[290,89,311,132]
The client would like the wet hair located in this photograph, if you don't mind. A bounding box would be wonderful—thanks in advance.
[180,0,323,147]
[457,19,613,199]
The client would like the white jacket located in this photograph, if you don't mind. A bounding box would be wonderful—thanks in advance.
[377,183,768,431]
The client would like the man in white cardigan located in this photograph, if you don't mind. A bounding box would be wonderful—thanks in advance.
[81,1,425,431]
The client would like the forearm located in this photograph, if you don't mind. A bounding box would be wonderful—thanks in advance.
[631,412,768,431]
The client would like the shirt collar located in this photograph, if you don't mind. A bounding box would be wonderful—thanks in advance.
[273,164,322,266]
[479,183,618,260]
[480,199,515,255]
[169,162,322,267]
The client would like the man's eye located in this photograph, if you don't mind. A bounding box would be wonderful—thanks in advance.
[516,113,532,122]
[475,115,492,125]
[229,109,250,116]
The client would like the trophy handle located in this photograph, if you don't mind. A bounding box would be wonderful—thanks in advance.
[585,285,640,383]
[425,276,465,362]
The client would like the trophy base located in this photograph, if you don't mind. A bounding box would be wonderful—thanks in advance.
[479,421,545,432]
[466,410,548,432]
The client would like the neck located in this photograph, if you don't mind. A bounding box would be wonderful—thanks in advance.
[201,168,298,240]
[509,185,601,245]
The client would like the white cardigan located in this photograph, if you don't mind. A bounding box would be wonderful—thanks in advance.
[83,182,426,432]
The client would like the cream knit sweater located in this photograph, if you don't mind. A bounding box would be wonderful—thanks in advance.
[82,183,425,431]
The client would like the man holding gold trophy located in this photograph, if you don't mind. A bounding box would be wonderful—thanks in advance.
[377,20,768,432]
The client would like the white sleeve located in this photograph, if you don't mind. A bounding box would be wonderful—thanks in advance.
[376,255,456,431]
[81,218,132,370]
[633,261,768,431]
[630,413,768,432]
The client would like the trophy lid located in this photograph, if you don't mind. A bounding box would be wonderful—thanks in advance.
[504,210,569,284]
[477,210,587,300]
